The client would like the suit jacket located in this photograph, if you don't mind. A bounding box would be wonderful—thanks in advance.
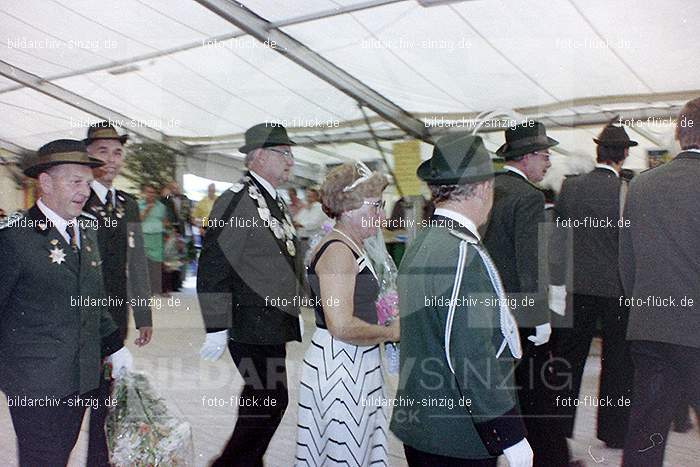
[390,215,525,459]
[483,171,549,328]
[550,167,624,297]
[620,151,700,348]
[0,205,123,399]
[197,172,302,344]
[85,188,152,341]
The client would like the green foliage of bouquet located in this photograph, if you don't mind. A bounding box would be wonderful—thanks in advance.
[106,372,194,466]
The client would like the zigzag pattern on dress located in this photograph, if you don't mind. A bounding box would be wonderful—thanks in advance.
[296,330,389,466]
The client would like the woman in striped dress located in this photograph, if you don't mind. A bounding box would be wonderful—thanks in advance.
[295,163,399,466]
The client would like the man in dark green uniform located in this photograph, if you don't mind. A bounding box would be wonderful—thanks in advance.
[0,139,133,466]
[83,122,153,466]
[391,133,533,467]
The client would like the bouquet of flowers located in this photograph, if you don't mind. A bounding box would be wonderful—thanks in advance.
[364,230,400,374]
[106,371,194,466]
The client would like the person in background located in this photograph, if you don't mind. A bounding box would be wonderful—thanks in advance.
[83,121,153,466]
[549,120,636,449]
[161,180,191,290]
[484,122,571,467]
[162,226,185,296]
[139,182,167,295]
[286,187,303,217]
[620,97,700,467]
[0,208,6,220]
[295,163,397,465]
[294,187,330,240]
[192,182,217,231]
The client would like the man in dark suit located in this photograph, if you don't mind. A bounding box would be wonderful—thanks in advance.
[620,98,700,466]
[82,122,153,466]
[484,122,570,466]
[0,139,133,466]
[197,123,303,466]
[549,121,636,448]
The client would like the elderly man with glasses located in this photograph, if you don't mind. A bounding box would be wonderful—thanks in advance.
[196,123,304,466]
[483,122,572,466]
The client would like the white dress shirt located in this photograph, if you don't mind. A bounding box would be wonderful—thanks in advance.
[595,163,619,177]
[91,180,116,207]
[37,198,80,248]
[433,207,481,241]
[504,165,529,181]
[250,171,277,199]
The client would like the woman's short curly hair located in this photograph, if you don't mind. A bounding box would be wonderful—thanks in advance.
[320,163,388,219]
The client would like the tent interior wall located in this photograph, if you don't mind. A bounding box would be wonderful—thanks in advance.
[1,0,698,210]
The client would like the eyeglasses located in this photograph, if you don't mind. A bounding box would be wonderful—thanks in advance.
[363,200,386,210]
[531,151,551,159]
[267,148,294,159]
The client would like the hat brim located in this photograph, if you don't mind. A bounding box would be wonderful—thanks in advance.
[238,139,297,154]
[496,137,559,159]
[417,159,503,185]
[593,138,638,147]
[84,134,128,145]
[23,158,104,178]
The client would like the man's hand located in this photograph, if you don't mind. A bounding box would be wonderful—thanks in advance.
[548,285,566,316]
[108,347,134,379]
[503,438,534,467]
[135,326,153,347]
[527,322,552,346]
[199,330,228,361]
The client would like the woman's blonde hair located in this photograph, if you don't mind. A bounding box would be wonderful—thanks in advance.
[320,163,388,218]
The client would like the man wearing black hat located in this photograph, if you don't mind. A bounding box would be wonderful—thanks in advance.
[620,98,700,467]
[391,133,533,466]
[83,122,153,466]
[0,139,133,466]
[197,123,303,466]
[549,120,636,449]
[484,122,570,466]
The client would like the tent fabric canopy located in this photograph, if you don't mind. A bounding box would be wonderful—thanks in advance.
[1,0,698,185]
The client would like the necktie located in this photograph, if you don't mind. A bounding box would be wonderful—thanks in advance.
[105,190,114,216]
[66,224,79,254]
[472,243,522,359]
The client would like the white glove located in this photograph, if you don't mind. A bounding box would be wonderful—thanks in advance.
[108,347,133,379]
[548,285,566,316]
[199,330,228,361]
[527,322,552,346]
[503,438,534,467]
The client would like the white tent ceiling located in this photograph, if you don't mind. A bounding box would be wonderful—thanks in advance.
[1,0,698,186]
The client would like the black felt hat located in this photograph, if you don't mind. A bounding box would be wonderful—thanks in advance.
[417,133,501,184]
[24,139,104,178]
[238,123,296,153]
[84,121,128,145]
[594,121,638,147]
[496,121,559,159]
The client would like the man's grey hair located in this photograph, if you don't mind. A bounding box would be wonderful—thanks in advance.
[244,149,260,168]
[429,180,487,204]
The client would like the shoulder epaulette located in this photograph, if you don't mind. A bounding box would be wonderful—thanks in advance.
[0,211,24,230]
[80,211,97,220]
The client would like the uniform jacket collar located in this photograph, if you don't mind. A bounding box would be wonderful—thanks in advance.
[432,208,481,242]
[90,180,116,206]
[504,165,528,181]
[249,170,277,199]
[594,163,619,177]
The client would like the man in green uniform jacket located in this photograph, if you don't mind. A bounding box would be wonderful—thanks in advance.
[391,133,533,467]
[0,139,133,466]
